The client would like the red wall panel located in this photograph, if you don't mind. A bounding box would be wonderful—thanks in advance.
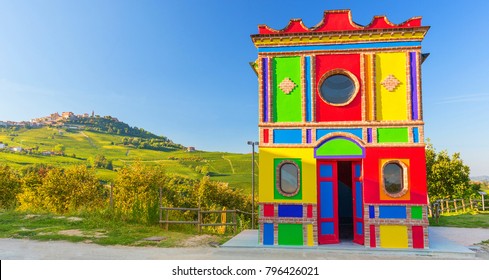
[412,226,424,249]
[264,204,274,217]
[315,54,362,122]
[363,147,427,204]
[369,225,376,248]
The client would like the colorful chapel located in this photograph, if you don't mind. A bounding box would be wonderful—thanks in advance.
[251,10,430,249]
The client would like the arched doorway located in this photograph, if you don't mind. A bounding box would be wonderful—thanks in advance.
[315,135,365,245]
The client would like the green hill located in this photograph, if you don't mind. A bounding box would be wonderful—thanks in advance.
[0,123,257,192]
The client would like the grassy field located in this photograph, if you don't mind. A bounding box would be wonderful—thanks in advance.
[0,127,257,191]
[429,211,489,228]
[0,210,232,247]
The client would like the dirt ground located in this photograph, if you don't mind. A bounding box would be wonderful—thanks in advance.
[0,227,488,260]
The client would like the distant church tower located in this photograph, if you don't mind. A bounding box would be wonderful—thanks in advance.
[91,110,95,118]
[251,10,430,249]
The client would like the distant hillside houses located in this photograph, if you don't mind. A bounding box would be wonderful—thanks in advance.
[0,144,30,153]
[0,111,102,127]
[10,147,22,152]
[31,111,82,125]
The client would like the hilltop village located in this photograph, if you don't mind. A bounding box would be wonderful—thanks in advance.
[0,111,186,155]
[0,111,115,128]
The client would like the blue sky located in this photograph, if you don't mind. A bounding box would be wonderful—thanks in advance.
[0,1,488,176]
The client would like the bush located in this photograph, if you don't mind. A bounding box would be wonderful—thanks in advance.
[113,162,165,224]
[17,165,105,213]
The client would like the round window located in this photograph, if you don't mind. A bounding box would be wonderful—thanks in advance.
[383,163,404,195]
[319,73,357,105]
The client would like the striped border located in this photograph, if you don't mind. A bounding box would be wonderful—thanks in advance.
[258,41,422,53]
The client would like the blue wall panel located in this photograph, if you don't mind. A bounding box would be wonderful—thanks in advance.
[367,128,373,143]
[273,129,302,144]
[321,222,335,234]
[320,182,334,218]
[356,222,363,235]
[379,206,407,219]
[263,223,274,245]
[278,205,303,218]
[355,164,361,178]
[319,164,333,178]
[305,56,312,122]
[316,129,363,140]
[355,182,362,219]
[413,127,419,143]
[369,206,375,218]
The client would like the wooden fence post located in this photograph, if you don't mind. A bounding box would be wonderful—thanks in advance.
[470,198,473,210]
[446,200,449,213]
[198,210,202,234]
[440,200,444,213]
[454,200,457,213]
[233,210,237,234]
[435,202,440,224]
[462,199,466,212]
[159,187,162,228]
[109,184,114,209]
[165,210,169,231]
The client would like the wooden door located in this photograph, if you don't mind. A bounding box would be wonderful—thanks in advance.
[352,162,364,245]
[317,161,339,244]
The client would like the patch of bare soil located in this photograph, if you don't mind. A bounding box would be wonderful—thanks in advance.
[474,244,489,259]
[23,214,41,219]
[53,216,84,222]
[57,229,107,238]
[177,235,221,247]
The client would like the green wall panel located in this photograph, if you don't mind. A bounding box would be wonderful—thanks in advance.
[273,158,302,200]
[272,56,302,122]
[377,128,409,143]
[316,138,363,157]
[411,206,423,220]
[278,224,303,245]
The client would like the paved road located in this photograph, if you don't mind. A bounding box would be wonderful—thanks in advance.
[0,227,488,260]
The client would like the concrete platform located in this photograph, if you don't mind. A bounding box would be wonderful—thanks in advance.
[222,227,485,258]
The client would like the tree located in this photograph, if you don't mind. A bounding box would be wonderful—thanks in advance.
[54,144,65,154]
[0,165,21,209]
[426,142,474,200]
[88,154,112,170]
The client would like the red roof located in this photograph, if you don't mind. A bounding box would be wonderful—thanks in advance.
[258,10,422,35]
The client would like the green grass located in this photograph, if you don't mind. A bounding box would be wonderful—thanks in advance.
[0,127,257,192]
[0,210,231,247]
[429,211,489,228]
